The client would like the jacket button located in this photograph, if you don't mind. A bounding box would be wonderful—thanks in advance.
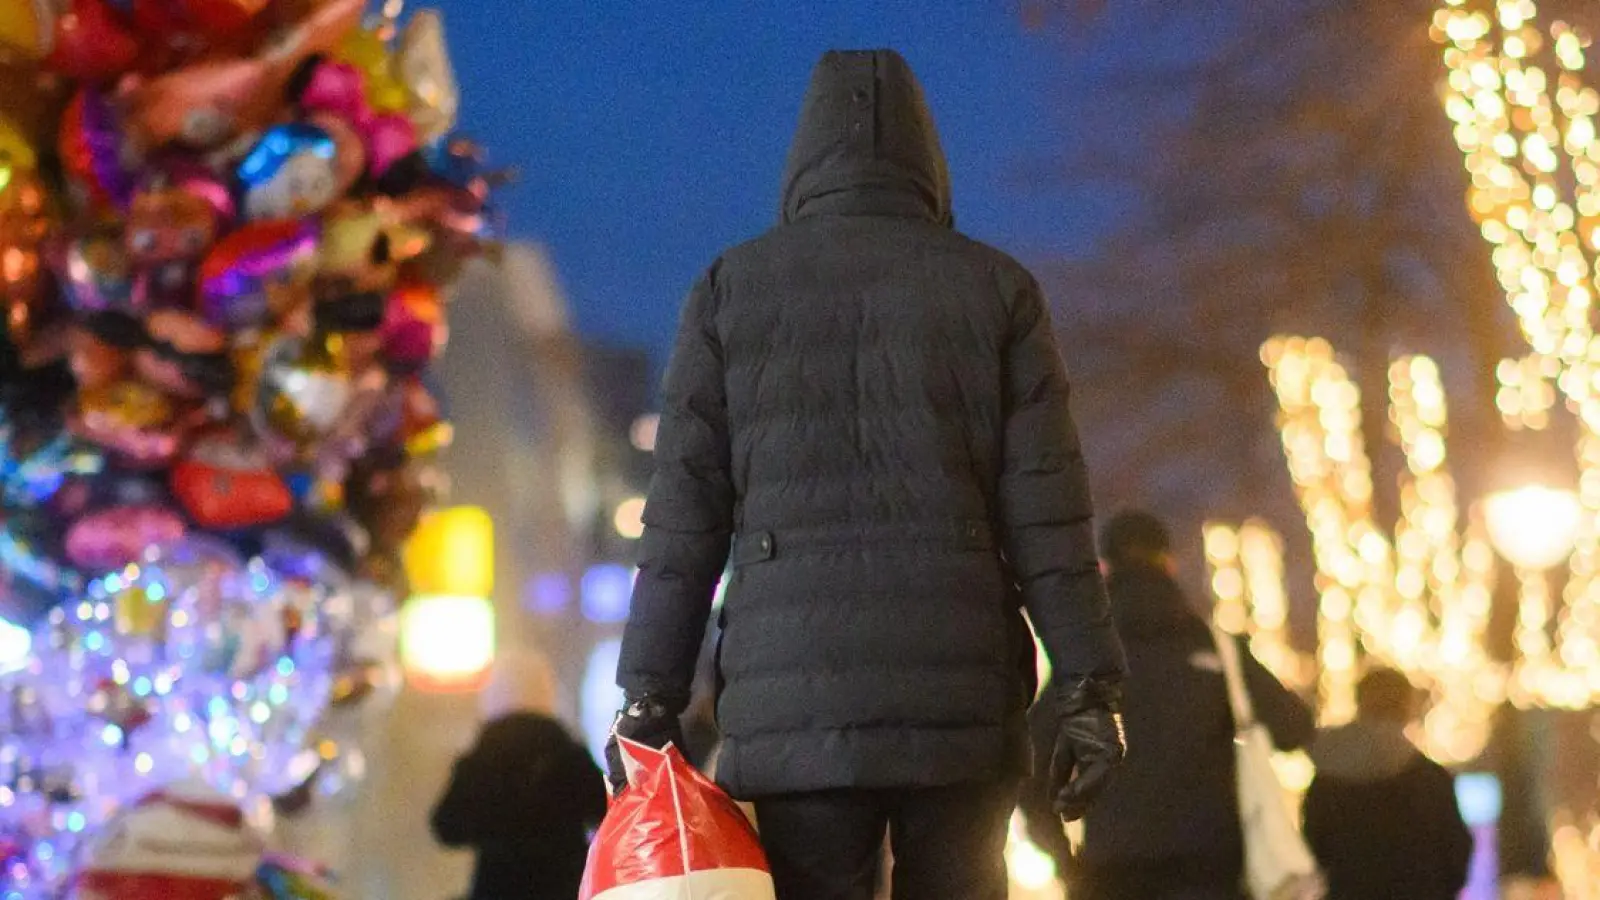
[759,536,772,552]
[966,523,979,538]
[851,88,869,105]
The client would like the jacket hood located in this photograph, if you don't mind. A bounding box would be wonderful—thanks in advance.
[1310,720,1421,783]
[781,49,952,226]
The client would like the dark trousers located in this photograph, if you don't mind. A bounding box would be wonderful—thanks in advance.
[753,780,1018,900]
[1073,859,1245,900]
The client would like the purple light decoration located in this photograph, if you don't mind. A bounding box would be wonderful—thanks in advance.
[524,573,571,615]
[580,565,634,624]
[1455,773,1502,900]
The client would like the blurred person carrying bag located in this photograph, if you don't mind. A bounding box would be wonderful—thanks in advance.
[1212,625,1326,900]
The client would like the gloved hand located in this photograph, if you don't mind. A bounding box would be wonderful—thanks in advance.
[1048,677,1126,822]
[604,694,686,795]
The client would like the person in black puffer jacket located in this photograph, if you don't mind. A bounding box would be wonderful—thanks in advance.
[608,48,1128,900]
[1070,511,1315,900]
[1303,668,1472,900]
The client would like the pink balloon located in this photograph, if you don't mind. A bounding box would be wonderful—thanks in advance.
[298,60,366,117]
[298,58,419,178]
[378,282,444,371]
[65,504,187,570]
[365,114,418,178]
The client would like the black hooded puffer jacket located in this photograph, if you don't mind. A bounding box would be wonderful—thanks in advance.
[616,49,1125,799]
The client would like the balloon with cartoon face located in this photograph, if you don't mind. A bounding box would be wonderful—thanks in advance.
[125,162,235,308]
[237,124,351,221]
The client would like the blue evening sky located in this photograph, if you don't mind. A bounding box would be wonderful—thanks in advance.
[436,1,1126,366]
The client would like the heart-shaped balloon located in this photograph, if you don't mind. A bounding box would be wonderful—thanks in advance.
[171,430,291,529]
[44,0,142,83]
[378,281,445,373]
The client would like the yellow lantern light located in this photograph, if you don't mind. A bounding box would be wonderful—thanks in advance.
[403,506,494,597]
[400,593,495,693]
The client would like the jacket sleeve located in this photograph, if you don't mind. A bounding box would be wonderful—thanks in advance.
[616,266,735,706]
[995,265,1126,682]
[1422,760,1474,894]
[1237,638,1315,751]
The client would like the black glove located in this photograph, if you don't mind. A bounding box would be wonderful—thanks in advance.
[1048,677,1126,822]
[604,694,686,794]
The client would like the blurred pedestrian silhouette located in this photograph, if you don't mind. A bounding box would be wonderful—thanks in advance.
[1303,668,1471,900]
[1066,510,1315,900]
[431,651,606,900]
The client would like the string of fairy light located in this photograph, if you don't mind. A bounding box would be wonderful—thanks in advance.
[1196,4,1600,888]
[1435,0,1600,430]
[1433,0,1600,708]
[1252,337,1382,725]
[1233,339,1503,756]
[1203,520,1307,691]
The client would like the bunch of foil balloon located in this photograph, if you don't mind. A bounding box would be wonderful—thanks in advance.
[0,1,499,895]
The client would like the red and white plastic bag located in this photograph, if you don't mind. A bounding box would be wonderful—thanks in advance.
[580,739,775,900]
